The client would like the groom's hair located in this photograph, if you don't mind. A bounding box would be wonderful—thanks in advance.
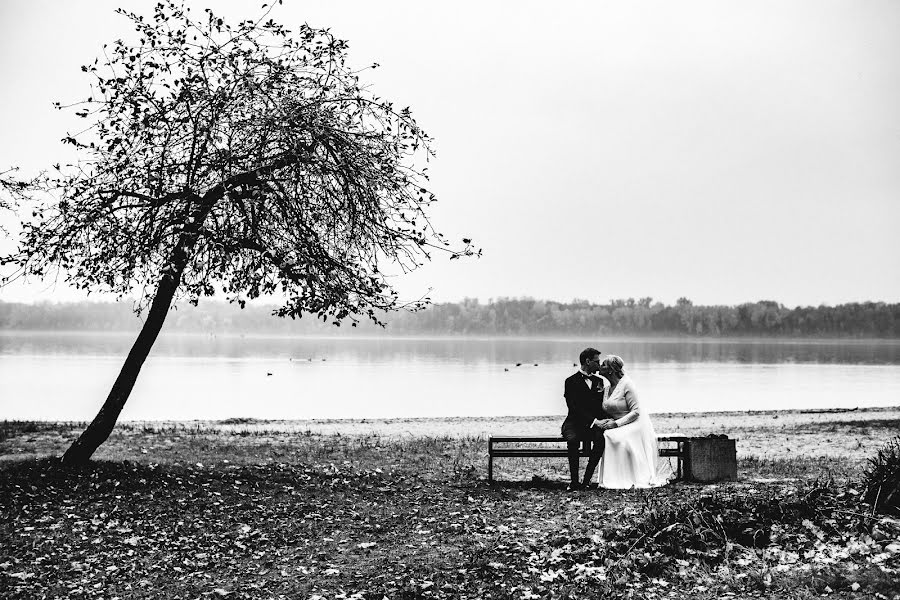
[579,347,600,366]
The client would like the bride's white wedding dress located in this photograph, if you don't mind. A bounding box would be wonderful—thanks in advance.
[599,374,668,489]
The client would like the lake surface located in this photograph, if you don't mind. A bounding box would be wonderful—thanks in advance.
[1,331,899,421]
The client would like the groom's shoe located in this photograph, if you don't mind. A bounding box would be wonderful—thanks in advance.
[565,482,582,492]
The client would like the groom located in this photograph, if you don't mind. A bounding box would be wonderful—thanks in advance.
[562,347,614,491]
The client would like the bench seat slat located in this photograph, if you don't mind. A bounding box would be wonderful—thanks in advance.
[492,450,682,457]
[491,449,584,457]
[489,436,568,443]
[488,435,688,443]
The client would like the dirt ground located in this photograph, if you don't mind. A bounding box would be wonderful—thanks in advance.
[2,407,897,477]
[2,409,899,599]
[141,405,900,461]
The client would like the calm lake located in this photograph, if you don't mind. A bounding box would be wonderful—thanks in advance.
[1,331,899,421]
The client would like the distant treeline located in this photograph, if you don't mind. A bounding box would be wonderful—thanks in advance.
[1,297,898,337]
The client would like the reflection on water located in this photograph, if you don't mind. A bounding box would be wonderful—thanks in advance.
[1,332,899,421]
[3,331,900,364]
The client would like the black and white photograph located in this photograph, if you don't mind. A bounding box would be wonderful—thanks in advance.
[1,1,899,598]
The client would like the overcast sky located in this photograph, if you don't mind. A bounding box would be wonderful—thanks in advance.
[1,0,898,308]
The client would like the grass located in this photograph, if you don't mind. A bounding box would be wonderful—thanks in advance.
[1,419,899,599]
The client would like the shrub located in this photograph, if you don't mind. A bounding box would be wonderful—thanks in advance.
[863,435,900,516]
[0,420,40,442]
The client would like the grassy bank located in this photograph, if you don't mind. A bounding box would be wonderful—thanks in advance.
[1,414,899,599]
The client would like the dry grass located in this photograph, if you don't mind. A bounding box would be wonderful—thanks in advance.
[3,406,898,472]
[1,410,899,599]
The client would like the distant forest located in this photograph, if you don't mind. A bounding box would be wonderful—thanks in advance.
[0,298,898,337]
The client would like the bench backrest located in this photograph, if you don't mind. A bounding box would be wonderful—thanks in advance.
[489,435,689,443]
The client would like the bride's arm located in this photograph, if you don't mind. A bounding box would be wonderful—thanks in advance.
[613,380,640,427]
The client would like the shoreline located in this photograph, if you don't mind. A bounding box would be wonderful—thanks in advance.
[4,329,900,344]
[17,403,895,428]
[132,404,900,464]
[6,406,895,466]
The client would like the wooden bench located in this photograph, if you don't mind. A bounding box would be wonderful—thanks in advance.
[487,435,689,483]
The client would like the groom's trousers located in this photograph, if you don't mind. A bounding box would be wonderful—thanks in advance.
[561,423,605,485]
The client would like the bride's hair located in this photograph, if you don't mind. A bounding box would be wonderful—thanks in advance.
[602,355,625,377]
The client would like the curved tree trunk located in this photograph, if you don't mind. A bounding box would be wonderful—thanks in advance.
[61,263,186,465]
[60,183,236,465]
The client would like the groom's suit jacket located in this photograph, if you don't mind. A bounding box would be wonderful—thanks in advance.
[562,372,609,430]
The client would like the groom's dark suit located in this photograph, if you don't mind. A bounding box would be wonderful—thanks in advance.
[561,371,609,486]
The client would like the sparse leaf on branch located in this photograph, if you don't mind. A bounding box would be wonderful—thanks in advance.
[0,0,477,464]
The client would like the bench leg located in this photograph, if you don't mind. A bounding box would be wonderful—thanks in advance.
[488,455,494,484]
[677,442,684,481]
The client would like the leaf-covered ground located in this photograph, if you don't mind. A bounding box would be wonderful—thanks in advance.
[1,421,899,599]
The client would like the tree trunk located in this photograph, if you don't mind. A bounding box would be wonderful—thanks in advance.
[61,264,186,465]
[60,184,231,465]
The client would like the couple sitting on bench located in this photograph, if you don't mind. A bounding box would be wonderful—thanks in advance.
[563,347,668,491]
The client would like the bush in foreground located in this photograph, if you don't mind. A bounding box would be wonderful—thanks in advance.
[864,435,900,516]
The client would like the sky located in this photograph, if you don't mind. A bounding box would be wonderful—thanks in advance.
[1,0,898,309]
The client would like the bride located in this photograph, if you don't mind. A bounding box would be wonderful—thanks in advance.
[597,355,668,489]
